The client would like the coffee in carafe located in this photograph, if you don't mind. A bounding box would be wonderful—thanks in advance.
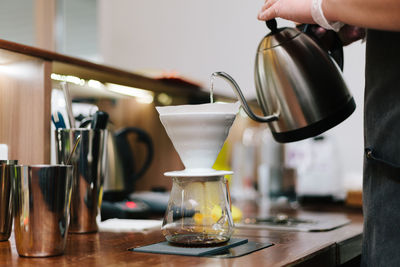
[156,102,239,246]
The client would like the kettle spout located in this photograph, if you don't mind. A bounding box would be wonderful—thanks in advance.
[211,71,279,123]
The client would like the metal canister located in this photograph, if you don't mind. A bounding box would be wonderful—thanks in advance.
[0,160,17,241]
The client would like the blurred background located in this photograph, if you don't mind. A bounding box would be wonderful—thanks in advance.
[0,0,364,206]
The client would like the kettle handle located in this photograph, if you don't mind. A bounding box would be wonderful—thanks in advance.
[223,178,232,212]
[211,71,279,123]
[114,127,154,183]
[298,24,344,71]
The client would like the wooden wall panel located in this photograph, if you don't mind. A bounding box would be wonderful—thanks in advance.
[0,49,51,164]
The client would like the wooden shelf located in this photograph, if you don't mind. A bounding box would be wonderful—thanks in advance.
[0,38,209,99]
[0,38,218,165]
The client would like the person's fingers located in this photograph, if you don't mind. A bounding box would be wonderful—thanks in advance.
[259,1,268,12]
[258,2,280,21]
[313,27,328,38]
[259,0,278,12]
[258,0,314,23]
[338,26,366,45]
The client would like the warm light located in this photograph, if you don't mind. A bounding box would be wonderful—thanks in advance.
[50,73,155,103]
[51,73,85,86]
[106,83,154,104]
[0,64,25,77]
[157,93,173,105]
[87,79,103,89]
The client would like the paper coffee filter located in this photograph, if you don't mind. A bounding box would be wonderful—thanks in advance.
[155,101,240,115]
[156,102,240,173]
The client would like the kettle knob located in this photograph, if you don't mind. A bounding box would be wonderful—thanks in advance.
[266,19,278,34]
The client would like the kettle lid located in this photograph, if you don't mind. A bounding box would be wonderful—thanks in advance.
[258,20,301,50]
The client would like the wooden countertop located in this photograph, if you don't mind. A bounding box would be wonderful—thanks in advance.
[0,208,363,267]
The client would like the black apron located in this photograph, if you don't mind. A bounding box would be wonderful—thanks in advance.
[362,29,400,266]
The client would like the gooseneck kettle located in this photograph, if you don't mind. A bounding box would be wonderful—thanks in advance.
[213,19,355,143]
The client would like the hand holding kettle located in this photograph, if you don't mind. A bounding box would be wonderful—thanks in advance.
[258,0,315,25]
[213,19,356,143]
[257,0,400,31]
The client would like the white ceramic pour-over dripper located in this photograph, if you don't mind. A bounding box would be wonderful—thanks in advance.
[156,102,240,176]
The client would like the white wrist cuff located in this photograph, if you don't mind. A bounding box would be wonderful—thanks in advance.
[311,0,344,32]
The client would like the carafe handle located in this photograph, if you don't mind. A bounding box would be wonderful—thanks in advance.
[223,178,232,212]
[211,71,279,123]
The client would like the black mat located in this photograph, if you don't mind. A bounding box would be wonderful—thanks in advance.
[208,241,274,258]
[130,238,248,256]
[129,238,274,258]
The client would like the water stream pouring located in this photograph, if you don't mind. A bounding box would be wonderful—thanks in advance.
[156,102,240,246]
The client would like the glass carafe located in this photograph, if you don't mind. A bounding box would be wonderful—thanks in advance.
[162,175,234,246]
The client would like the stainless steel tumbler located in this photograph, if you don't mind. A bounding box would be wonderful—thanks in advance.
[13,165,73,257]
[0,160,17,241]
[55,129,107,233]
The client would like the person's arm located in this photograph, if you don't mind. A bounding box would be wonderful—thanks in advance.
[258,0,400,31]
[324,0,400,30]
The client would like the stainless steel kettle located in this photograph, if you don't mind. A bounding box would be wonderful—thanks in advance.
[213,20,355,143]
[103,127,153,201]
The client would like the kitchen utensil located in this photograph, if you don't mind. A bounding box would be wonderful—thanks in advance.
[156,102,239,172]
[91,111,109,130]
[100,126,154,221]
[156,102,239,246]
[103,127,153,201]
[212,20,355,143]
[162,175,234,245]
[51,111,67,129]
[77,111,153,201]
[13,164,73,257]
[66,134,81,165]
[0,160,17,241]
[55,128,107,233]
[60,82,75,128]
